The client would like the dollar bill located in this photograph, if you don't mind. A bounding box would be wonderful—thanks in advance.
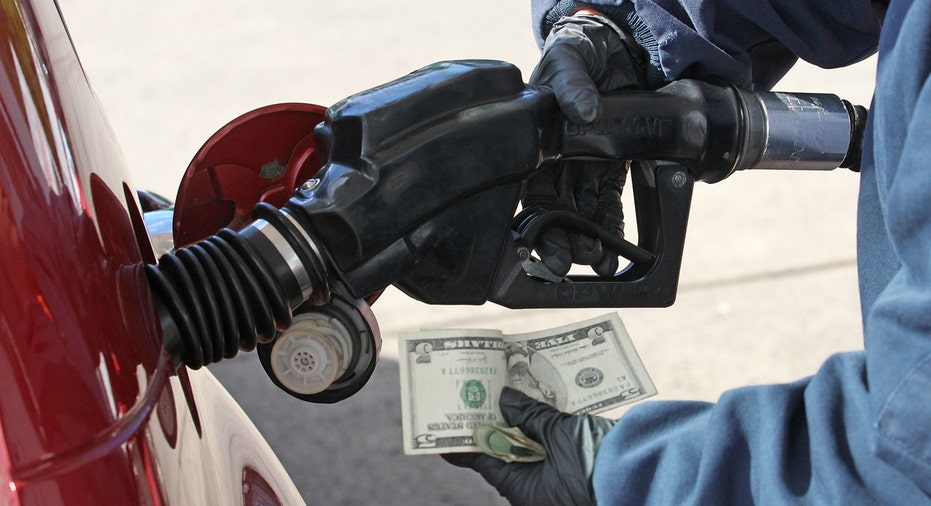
[473,425,546,463]
[398,313,655,456]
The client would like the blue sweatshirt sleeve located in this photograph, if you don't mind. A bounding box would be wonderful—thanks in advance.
[531,0,884,89]
[593,353,930,504]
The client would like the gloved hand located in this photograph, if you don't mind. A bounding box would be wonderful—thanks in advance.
[442,387,616,506]
[523,11,646,277]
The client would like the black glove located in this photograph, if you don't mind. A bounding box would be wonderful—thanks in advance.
[523,11,646,278]
[520,159,628,277]
[442,387,616,506]
[531,11,647,123]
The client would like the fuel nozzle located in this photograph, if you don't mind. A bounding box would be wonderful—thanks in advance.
[147,60,869,400]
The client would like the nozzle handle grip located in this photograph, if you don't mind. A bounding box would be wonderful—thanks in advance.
[551,80,865,183]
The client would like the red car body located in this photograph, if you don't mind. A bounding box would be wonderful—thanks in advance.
[0,2,304,504]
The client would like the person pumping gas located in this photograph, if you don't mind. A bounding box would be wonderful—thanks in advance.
[443,1,931,505]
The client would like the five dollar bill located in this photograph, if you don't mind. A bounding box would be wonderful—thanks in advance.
[398,313,655,456]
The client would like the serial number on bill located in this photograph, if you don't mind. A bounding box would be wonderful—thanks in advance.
[441,367,498,376]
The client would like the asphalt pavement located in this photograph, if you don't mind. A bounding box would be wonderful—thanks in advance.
[59,2,876,504]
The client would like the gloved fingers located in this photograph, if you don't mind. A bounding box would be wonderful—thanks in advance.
[526,10,645,276]
[573,12,647,92]
[521,151,629,278]
[593,251,620,278]
[538,229,573,277]
[593,209,624,277]
[523,165,573,277]
[532,12,646,122]
[592,161,628,276]
[556,160,627,274]
[530,42,601,124]
[553,161,602,266]
[498,385,616,506]
[569,233,602,267]
[598,34,648,91]
[566,163,599,220]
[598,163,628,243]
[566,163,605,265]
[595,161,627,223]
[442,451,541,506]
[499,386,569,445]
[499,386,618,445]
[521,166,560,211]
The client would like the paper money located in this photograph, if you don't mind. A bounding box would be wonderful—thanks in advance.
[473,425,546,463]
[398,313,655,456]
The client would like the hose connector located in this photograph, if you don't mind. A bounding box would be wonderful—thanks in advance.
[145,202,330,369]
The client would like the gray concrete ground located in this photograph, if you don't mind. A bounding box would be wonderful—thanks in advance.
[59,2,876,504]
